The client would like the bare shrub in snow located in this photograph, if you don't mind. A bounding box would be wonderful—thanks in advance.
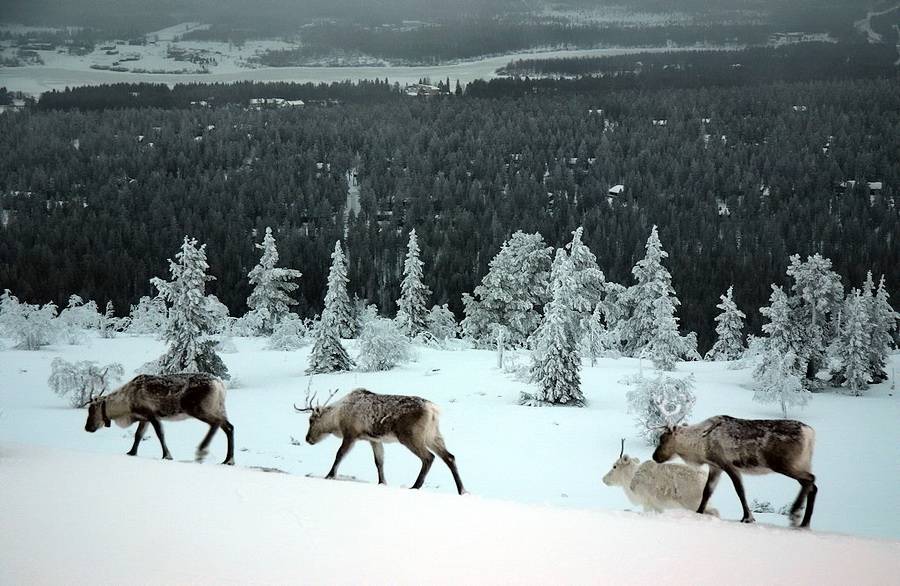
[267,314,309,350]
[626,374,696,445]
[0,290,59,350]
[57,295,99,344]
[357,312,413,371]
[48,358,124,407]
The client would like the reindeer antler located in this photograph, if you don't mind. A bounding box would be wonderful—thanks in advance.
[619,438,625,459]
[652,394,689,428]
[293,380,339,413]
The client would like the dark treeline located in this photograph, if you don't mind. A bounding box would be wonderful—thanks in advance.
[3,78,898,351]
[498,43,896,79]
[36,80,403,112]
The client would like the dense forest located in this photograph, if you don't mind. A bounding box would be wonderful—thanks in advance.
[2,76,898,351]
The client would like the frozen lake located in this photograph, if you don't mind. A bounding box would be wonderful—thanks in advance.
[1,45,731,96]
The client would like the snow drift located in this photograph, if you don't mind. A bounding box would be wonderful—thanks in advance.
[1,444,897,585]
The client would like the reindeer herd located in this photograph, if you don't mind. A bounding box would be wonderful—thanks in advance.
[82,372,818,528]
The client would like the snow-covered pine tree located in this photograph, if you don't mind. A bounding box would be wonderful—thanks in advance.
[147,237,229,379]
[246,227,302,335]
[98,301,119,338]
[622,225,679,356]
[836,289,872,395]
[306,243,355,373]
[0,290,58,350]
[395,229,432,338]
[526,248,584,406]
[867,275,898,383]
[426,303,459,345]
[705,285,746,360]
[582,302,606,366]
[462,231,552,347]
[753,285,809,415]
[567,226,605,336]
[641,294,685,371]
[325,240,356,339]
[785,253,844,381]
[266,314,309,351]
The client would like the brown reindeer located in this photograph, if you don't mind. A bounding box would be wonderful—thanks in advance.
[653,413,817,527]
[295,388,465,494]
[84,373,235,465]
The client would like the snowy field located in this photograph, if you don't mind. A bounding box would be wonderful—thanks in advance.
[0,43,733,97]
[1,334,898,542]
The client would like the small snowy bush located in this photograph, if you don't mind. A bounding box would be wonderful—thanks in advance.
[58,295,99,344]
[626,374,696,445]
[0,290,59,350]
[423,304,459,346]
[48,358,124,407]
[127,296,168,337]
[357,314,413,371]
[267,314,309,350]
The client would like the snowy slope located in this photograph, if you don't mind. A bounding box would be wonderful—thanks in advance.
[1,444,897,586]
[0,335,898,543]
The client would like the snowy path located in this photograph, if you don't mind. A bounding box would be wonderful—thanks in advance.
[1,444,897,585]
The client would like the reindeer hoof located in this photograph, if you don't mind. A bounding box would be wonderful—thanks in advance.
[126,451,138,457]
[740,515,756,524]
[196,449,208,463]
[221,459,234,466]
[162,454,173,461]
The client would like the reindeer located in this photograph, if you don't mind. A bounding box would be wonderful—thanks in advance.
[84,373,235,465]
[652,405,817,527]
[295,388,465,494]
[603,439,717,516]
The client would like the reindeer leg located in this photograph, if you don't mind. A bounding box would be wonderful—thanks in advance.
[400,436,434,490]
[800,478,817,529]
[220,420,235,466]
[428,434,465,495]
[723,466,754,523]
[784,470,817,528]
[697,466,721,514]
[147,416,173,461]
[196,424,218,463]
[126,421,148,456]
[370,441,386,485]
[326,437,355,479]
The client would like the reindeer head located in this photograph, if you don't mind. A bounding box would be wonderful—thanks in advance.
[84,397,110,433]
[294,388,339,445]
[650,394,689,463]
[602,438,640,487]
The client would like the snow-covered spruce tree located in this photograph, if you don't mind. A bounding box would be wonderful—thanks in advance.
[0,290,58,350]
[753,285,809,415]
[835,289,873,395]
[582,302,606,366]
[425,303,459,345]
[626,373,696,445]
[621,226,680,357]
[126,295,167,336]
[567,227,606,336]
[266,314,309,351]
[306,244,355,374]
[705,285,746,361]
[357,309,414,371]
[147,237,229,380]
[58,295,99,344]
[867,275,898,383]
[48,358,124,407]
[246,227,302,335]
[462,231,552,347]
[525,248,584,406]
[98,301,121,339]
[324,240,356,339]
[395,229,432,338]
[641,294,687,371]
[785,253,844,381]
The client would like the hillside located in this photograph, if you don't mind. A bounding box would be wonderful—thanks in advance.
[1,443,898,585]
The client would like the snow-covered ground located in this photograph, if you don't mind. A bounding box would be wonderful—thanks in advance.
[0,43,734,97]
[2,443,898,585]
[1,334,898,546]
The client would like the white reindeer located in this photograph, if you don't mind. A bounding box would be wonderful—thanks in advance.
[603,439,717,515]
